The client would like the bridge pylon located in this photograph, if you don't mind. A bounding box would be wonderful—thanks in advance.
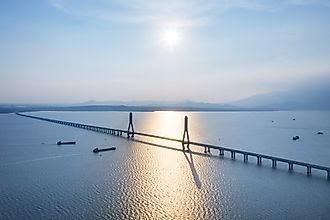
[182,116,190,151]
[127,112,135,139]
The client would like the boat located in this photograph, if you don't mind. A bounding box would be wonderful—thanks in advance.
[57,141,76,145]
[93,147,116,153]
[292,136,299,141]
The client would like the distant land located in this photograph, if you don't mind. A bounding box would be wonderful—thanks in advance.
[0,103,245,114]
[1,79,329,113]
[0,91,330,113]
[231,77,330,110]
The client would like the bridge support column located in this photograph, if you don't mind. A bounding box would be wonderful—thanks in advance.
[307,167,311,175]
[327,171,329,180]
[231,151,235,159]
[257,156,262,165]
[288,163,293,171]
[272,159,277,168]
[127,112,135,139]
[219,149,224,156]
[182,116,190,151]
[244,154,248,162]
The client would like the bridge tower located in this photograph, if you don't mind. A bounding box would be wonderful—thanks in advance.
[182,116,190,151]
[127,112,135,138]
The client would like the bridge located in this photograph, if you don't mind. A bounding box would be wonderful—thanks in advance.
[16,112,330,180]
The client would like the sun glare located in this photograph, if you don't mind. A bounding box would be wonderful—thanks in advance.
[160,26,182,50]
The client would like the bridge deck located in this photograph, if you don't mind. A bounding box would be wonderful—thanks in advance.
[16,112,330,180]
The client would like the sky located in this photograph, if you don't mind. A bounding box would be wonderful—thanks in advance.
[1,0,330,104]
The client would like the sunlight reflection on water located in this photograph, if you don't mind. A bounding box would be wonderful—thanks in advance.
[130,111,206,218]
[1,111,330,219]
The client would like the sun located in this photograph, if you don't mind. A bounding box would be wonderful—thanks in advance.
[160,26,182,50]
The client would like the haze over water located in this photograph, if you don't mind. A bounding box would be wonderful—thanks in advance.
[1,111,330,219]
[1,1,330,219]
[1,0,330,103]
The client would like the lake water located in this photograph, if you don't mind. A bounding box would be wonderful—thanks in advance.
[0,111,330,219]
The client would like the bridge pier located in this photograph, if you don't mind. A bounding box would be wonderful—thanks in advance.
[244,154,248,162]
[272,159,277,168]
[257,156,262,165]
[327,171,329,180]
[289,163,293,171]
[219,149,224,156]
[307,166,312,175]
[231,151,235,159]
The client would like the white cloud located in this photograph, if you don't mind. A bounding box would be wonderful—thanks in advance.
[48,0,66,9]
[46,0,330,27]
[285,0,330,7]
[46,0,216,27]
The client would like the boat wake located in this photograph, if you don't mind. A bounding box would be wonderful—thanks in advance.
[0,154,83,167]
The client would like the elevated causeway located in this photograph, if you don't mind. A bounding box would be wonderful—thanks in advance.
[16,112,330,180]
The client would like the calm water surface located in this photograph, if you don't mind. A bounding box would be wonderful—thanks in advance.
[0,111,330,219]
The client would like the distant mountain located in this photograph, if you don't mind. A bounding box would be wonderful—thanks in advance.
[80,100,238,110]
[231,80,330,110]
[81,83,330,111]
[0,104,244,114]
[2,76,329,113]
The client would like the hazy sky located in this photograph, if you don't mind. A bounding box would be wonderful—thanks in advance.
[1,0,330,104]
